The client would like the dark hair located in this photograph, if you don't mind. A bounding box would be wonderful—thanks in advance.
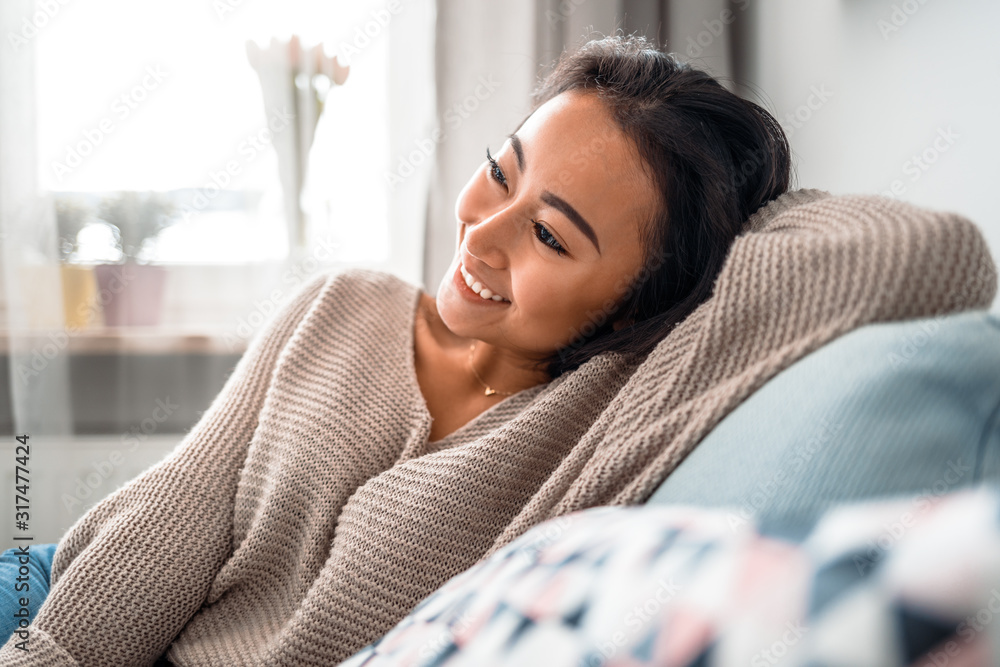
[520,33,791,378]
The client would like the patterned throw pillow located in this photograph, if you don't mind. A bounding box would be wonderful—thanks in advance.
[339,486,1000,666]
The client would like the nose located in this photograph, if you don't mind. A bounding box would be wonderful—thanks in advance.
[463,213,513,269]
[455,162,521,266]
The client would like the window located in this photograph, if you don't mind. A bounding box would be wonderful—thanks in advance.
[0,0,433,442]
[35,0,431,277]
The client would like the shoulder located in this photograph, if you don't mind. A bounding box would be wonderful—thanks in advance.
[240,269,421,360]
[321,268,420,303]
[274,267,421,321]
[330,267,415,292]
[304,268,422,327]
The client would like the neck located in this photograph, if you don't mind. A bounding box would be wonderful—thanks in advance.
[469,340,550,397]
[419,294,549,396]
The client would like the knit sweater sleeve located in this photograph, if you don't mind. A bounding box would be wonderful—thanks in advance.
[0,271,333,666]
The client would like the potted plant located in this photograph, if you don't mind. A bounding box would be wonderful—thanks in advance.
[54,194,100,329]
[246,35,349,260]
[93,191,176,327]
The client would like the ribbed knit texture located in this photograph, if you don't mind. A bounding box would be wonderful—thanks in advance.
[0,189,995,666]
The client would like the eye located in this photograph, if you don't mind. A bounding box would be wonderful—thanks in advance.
[485,146,507,188]
[532,220,566,256]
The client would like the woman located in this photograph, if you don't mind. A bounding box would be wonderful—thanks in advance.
[419,35,788,440]
[0,34,790,665]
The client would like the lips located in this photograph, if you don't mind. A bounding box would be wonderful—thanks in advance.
[460,261,509,302]
[455,224,510,303]
[453,261,510,305]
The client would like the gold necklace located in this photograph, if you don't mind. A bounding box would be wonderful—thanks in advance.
[467,341,515,397]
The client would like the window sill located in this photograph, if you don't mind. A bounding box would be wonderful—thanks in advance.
[0,326,248,356]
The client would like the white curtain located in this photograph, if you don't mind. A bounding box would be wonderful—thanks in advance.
[0,1,434,439]
[0,0,434,546]
[0,0,73,438]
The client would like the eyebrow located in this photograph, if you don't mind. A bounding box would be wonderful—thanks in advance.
[508,132,602,255]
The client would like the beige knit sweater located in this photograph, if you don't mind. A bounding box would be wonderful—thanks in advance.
[1,189,995,666]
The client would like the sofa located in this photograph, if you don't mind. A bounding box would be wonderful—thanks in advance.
[4,308,999,665]
[648,308,1000,534]
[340,307,1000,666]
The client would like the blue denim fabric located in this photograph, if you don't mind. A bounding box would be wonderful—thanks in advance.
[648,310,1000,540]
[0,543,57,645]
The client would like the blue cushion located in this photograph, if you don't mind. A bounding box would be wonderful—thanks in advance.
[0,543,58,645]
[647,310,1000,539]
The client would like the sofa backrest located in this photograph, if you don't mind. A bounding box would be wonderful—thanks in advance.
[646,309,1000,539]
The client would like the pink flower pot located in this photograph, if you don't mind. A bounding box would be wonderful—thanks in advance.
[93,262,169,327]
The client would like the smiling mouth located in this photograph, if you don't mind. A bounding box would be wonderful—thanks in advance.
[455,222,511,303]
[455,261,510,303]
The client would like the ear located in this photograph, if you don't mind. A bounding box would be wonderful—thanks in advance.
[612,317,633,332]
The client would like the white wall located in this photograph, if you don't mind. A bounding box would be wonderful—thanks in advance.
[744,0,999,312]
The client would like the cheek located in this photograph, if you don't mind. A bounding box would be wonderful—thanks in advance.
[513,270,591,326]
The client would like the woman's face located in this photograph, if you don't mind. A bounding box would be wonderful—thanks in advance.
[436,89,660,360]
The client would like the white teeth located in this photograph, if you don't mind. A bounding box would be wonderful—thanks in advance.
[460,262,509,303]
